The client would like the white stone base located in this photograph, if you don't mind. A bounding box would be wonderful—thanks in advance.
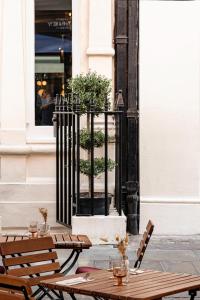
[72,215,127,244]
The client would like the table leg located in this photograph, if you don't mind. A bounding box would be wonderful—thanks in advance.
[189,290,197,300]
[60,249,82,274]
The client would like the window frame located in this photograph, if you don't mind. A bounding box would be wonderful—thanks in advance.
[25,0,76,143]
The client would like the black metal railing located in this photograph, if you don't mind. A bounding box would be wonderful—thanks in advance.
[54,93,124,226]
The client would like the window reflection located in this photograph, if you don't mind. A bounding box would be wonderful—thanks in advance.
[35,0,72,126]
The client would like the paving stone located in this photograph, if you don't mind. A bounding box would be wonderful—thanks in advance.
[143,249,197,262]
[161,261,199,274]
[140,260,164,271]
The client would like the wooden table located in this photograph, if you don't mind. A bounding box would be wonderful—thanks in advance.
[41,269,200,300]
[0,233,92,274]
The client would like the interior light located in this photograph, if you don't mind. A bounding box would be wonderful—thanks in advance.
[37,80,42,86]
[42,80,47,86]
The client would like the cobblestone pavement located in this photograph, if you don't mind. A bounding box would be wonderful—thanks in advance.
[54,235,200,299]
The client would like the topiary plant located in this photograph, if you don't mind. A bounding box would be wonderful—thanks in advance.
[68,71,115,197]
[68,72,111,114]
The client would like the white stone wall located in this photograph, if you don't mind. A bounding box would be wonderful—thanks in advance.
[0,0,115,227]
[140,0,200,234]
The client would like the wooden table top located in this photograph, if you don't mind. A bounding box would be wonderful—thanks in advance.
[41,269,200,300]
[0,233,92,250]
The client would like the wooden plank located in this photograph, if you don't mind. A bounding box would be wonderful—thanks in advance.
[51,233,57,244]
[0,274,33,299]
[7,262,60,277]
[146,220,154,235]
[3,251,58,267]
[0,237,54,255]
[62,234,71,242]
[77,235,92,248]
[54,234,64,243]
[14,237,23,241]
[0,291,27,300]
[6,237,15,242]
[0,236,7,243]
[112,274,197,297]
[69,235,79,242]
[0,233,92,250]
[28,273,64,286]
[134,278,200,300]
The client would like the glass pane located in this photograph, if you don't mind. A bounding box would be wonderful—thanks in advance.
[35,0,72,126]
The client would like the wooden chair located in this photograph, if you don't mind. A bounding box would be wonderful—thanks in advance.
[134,219,154,268]
[0,236,64,300]
[76,219,154,274]
[0,274,33,300]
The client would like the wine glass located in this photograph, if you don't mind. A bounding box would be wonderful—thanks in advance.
[108,256,120,279]
[112,260,127,286]
[28,221,38,238]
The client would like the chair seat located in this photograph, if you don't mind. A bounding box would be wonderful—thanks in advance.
[76,266,101,274]
[0,266,5,274]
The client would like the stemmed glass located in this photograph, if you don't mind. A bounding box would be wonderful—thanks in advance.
[112,259,127,286]
[108,256,120,279]
[28,221,38,238]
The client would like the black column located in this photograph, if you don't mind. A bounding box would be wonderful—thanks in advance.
[115,0,139,234]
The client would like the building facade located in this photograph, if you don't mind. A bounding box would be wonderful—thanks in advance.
[0,0,115,228]
[0,0,200,234]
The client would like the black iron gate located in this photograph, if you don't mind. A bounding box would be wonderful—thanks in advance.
[54,94,124,227]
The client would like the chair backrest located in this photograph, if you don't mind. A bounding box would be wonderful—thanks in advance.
[0,274,33,299]
[134,220,154,268]
[0,237,60,281]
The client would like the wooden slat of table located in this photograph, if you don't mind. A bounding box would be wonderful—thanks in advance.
[135,279,200,300]
[112,274,200,299]
[102,272,192,295]
[0,234,92,250]
[41,270,200,300]
[77,235,92,248]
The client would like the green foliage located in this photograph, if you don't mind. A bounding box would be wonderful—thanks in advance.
[80,158,115,177]
[68,72,111,113]
[80,129,105,150]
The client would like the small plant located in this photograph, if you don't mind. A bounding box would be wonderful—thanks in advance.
[68,72,111,114]
[80,158,115,177]
[80,129,105,150]
[68,71,115,199]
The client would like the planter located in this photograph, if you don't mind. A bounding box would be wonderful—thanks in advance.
[78,193,112,215]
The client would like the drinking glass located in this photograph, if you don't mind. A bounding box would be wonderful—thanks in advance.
[38,223,50,237]
[108,256,120,278]
[28,221,38,238]
[112,259,127,286]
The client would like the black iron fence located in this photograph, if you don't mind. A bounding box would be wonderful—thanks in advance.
[54,93,124,226]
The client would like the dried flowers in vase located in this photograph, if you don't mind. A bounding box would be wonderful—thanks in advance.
[39,208,48,224]
[39,208,50,236]
[115,233,129,258]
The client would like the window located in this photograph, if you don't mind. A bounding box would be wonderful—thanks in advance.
[35,0,72,126]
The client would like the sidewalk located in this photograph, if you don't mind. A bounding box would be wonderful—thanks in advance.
[56,234,200,299]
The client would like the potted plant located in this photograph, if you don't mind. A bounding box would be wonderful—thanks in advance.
[68,72,115,214]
